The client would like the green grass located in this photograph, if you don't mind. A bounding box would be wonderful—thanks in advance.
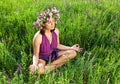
[0,0,120,84]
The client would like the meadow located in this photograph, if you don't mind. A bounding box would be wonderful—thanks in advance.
[0,0,120,84]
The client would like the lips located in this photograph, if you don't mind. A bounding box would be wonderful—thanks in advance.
[51,25,54,28]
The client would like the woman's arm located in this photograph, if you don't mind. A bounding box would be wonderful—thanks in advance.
[57,44,72,50]
[33,33,42,67]
[57,44,83,52]
[55,28,83,52]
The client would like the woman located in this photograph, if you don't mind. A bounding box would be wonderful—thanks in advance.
[29,5,83,74]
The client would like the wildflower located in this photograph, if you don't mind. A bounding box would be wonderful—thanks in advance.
[33,5,60,29]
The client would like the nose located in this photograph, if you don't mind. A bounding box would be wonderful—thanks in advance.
[51,21,54,25]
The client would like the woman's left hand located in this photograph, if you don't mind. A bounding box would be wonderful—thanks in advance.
[71,44,83,52]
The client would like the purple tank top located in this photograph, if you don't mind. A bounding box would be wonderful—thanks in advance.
[39,31,58,57]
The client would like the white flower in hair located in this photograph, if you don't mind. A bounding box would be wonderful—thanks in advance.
[33,5,60,29]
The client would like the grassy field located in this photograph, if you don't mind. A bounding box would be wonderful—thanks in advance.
[0,0,120,84]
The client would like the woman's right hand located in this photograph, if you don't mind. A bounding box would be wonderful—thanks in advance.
[29,65,38,74]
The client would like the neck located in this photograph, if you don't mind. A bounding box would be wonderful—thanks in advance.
[45,29,51,34]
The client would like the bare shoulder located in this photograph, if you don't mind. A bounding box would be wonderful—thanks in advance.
[54,28,60,35]
[33,31,42,44]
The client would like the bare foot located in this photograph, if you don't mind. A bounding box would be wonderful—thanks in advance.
[38,63,45,74]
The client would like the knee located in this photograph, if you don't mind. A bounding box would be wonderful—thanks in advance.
[70,50,77,58]
[72,50,77,56]
[65,50,77,60]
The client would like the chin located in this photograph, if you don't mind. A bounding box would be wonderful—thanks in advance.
[51,27,55,30]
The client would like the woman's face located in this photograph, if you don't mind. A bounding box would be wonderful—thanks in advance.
[44,17,55,30]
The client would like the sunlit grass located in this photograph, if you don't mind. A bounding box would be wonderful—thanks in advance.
[0,0,120,84]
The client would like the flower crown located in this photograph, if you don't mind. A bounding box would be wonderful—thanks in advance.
[33,5,60,29]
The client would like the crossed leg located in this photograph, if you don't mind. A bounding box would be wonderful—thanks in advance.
[46,50,77,68]
[29,50,77,75]
[42,50,77,74]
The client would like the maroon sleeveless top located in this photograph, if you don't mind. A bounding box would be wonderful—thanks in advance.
[39,31,58,64]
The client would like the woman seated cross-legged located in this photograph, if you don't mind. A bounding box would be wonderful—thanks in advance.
[29,5,83,75]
